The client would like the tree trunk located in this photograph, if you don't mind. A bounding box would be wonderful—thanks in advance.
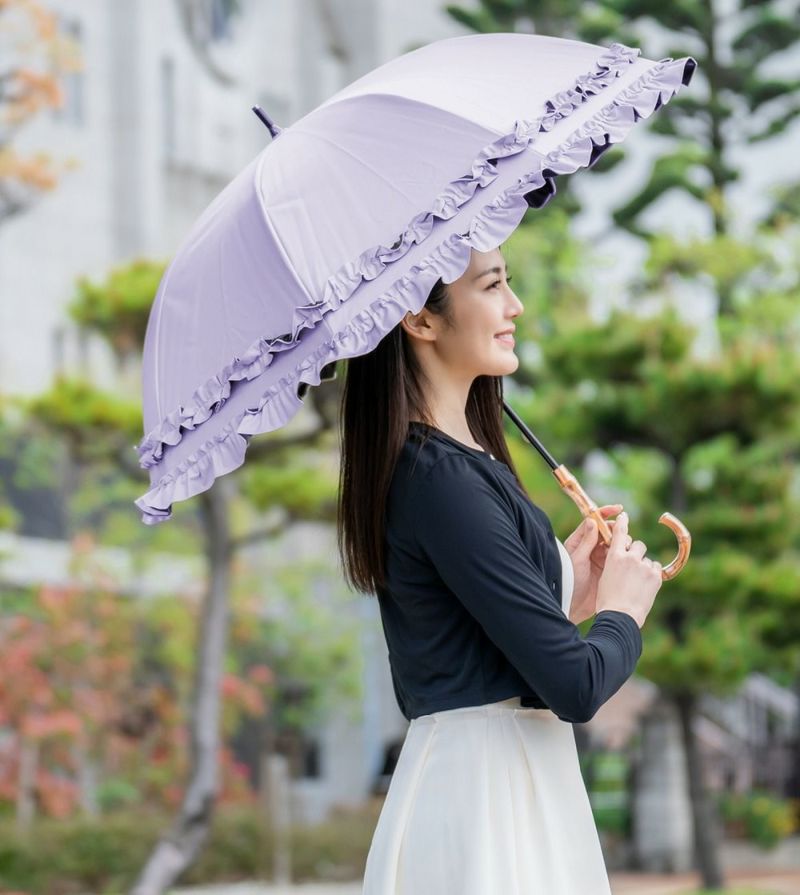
[16,737,38,829]
[674,690,726,890]
[72,739,99,817]
[130,477,233,895]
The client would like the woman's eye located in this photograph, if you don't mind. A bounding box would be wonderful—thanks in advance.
[487,276,513,290]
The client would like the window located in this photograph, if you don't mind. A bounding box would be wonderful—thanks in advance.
[210,0,237,41]
[161,57,176,162]
[53,16,84,126]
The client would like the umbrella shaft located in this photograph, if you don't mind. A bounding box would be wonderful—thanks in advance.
[501,400,558,469]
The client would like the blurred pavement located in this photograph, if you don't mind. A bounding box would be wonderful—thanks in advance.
[173,868,800,894]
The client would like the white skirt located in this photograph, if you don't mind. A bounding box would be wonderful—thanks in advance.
[362,695,612,894]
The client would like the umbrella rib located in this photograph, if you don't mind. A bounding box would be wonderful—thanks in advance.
[251,164,318,308]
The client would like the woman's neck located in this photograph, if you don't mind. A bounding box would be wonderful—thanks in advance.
[409,416,484,451]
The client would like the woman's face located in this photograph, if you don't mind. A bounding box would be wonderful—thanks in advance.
[408,246,524,380]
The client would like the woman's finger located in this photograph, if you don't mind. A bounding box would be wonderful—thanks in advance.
[598,504,623,517]
[610,511,629,554]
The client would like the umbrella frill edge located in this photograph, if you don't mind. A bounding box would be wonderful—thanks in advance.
[135,45,697,525]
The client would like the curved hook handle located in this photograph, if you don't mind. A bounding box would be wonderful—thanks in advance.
[552,465,691,581]
[656,511,692,580]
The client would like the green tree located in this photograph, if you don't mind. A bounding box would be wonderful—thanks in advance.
[501,214,800,890]
[586,0,800,243]
[446,0,800,270]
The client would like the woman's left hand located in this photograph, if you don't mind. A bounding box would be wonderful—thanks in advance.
[564,504,624,625]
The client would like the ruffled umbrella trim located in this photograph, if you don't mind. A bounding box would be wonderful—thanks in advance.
[137,41,641,470]
[135,44,696,524]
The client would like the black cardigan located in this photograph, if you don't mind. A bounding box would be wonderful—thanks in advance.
[376,421,642,723]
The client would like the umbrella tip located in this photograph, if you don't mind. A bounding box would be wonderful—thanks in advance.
[252,105,283,139]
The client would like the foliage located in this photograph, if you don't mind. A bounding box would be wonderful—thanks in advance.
[583,750,631,835]
[0,580,139,818]
[68,259,168,362]
[501,207,800,699]
[0,575,270,822]
[0,408,24,531]
[241,443,339,522]
[445,0,800,241]
[0,531,363,825]
[494,159,800,889]
[718,790,799,850]
[15,223,349,887]
[24,377,143,455]
[233,558,364,733]
[0,0,83,222]
[0,800,382,892]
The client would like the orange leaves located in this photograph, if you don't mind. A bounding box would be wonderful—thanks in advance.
[0,581,136,819]
[247,663,274,686]
[37,773,78,818]
[1,68,63,125]
[0,147,59,189]
[1,2,70,127]
[1,0,84,213]
[21,709,82,739]
[221,673,265,716]
[0,572,276,820]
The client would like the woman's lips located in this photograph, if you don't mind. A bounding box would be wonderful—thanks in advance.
[495,334,515,347]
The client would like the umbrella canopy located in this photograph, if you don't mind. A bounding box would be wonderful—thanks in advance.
[135,32,696,525]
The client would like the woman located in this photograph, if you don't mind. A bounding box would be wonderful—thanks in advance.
[337,243,664,894]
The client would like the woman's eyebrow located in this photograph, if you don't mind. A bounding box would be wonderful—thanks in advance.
[472,264,508,281]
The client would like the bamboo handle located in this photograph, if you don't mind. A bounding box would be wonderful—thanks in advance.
[552,465,691,580]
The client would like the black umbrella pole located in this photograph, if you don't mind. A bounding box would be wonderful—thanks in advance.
[501,400,559,469]
[501,399,612,542]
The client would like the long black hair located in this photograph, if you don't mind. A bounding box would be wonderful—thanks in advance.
[336,277,529,595]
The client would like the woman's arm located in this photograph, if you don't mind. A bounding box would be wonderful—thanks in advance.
[411,454,642,724]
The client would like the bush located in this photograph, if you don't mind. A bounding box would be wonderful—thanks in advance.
[584,751,631,835]
[717,789,798,849]
[287,798,382,883]
[0,811,161,894]
[184,804,274,882]
[0,800,383,893]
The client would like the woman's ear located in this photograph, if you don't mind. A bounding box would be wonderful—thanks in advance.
[401,309,438,344]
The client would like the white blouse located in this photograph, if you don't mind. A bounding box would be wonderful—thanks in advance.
[555,537,574,618]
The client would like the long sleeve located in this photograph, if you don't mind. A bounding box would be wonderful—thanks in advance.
[411,453,642,724]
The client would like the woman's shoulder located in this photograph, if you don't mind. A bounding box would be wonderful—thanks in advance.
[393,426,491,490]
[390,428,520,526]
[387,426,555,552]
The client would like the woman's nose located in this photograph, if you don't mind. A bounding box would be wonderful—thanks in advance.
[507,289,524,316]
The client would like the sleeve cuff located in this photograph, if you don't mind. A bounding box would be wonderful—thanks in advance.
[594,609,643,662]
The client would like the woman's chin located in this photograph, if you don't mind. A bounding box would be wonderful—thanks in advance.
[481,354,519,376]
